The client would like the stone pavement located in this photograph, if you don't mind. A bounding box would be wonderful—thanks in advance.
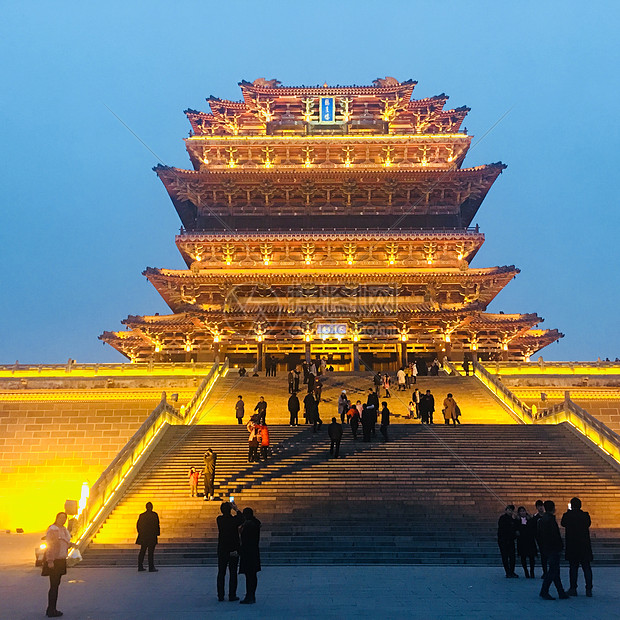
[2,533,619,619]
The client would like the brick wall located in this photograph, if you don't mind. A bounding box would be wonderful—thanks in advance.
[0,399,158,531]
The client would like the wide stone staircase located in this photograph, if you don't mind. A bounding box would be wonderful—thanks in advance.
[82,421,620,566]
[196,371,519,425]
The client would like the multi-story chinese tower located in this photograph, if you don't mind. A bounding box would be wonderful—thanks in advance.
[101,76,562,369]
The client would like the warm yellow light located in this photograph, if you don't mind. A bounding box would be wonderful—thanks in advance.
[344,159,352,168]
[263,259,270,265]
[336,334,343,341]
[383,158,392,168]
[77,482,89,517]
[264,160,272,169]
[321,334,327,341]
[421,157,428,166]
[227,159,236,168]
[457,253,464,261]
[226,259,232,265]
[185,343,192,352]
[503,343,508,351]
[401,334,408,342]
[304,158,312,168]
[213,335,220,343]
[389,258,395,265]
[472,343,478,351]
[347,259,353,265]
[40,543,47,550]
[154,344,161,353]
[445,334,451,343]
[305,257,311,265]
[304,334,311,342]
[427,258,433,265]
[353,334,359,342]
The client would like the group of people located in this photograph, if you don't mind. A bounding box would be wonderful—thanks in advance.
[497,498,593,600]
[246,418,270,462]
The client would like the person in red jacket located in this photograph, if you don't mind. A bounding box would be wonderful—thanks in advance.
[258,424,270,460]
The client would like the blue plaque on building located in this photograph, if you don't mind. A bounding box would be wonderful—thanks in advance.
[319,97,335,123]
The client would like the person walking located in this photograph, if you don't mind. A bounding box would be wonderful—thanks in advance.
[367,389,379,436]
[239,507,261,604]
[349,403,360,439]
[337,390,349,424]
[380,402,390,441]
[188,466,200,498]
[203,448,217,500]
[538,500,569,600]
[247,421,260,463]
[328,417,343,458]
[497,504,518,578]
[288,391,300,426]
[561,497,593,597]
[254,397,267,425]
[43,511,77,617]
[531,499,548,579]
[136,502,160,572]
[442,393,459,425]
[217,501,244,602]
[515,506,537,578]
[235,395,245,425]
[462,359,470,376]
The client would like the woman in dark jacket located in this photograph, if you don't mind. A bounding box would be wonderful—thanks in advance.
[239,507,261,604]
[515,506,538,578]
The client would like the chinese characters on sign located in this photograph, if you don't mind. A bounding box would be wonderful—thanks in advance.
[319,97,335,123]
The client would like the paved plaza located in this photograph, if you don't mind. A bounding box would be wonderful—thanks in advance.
[2,533,619,619]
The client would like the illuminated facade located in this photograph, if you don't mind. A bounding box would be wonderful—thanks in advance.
[101,77,562,368]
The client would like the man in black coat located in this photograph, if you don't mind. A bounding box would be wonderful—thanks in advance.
[561,497,593,597]
[361,403,373,442]
[239,507,261,604]
[379,402,390,441]
[531,499,548,578]
[136,502,160,572]
[304,392,321,432]
[366,389,379,436]
[217,501,244,602]
[288,392,300,426]
[328,417,343,458]
[497,505,518,578]
[253,397,267,425]
[424,390,435,424]
[538,500,569,600]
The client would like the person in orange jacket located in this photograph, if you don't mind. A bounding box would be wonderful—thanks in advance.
[258,424,270,460]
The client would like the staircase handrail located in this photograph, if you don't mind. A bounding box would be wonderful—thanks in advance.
[442,359,461,377]
[73,397,182,549]
[182,358,229,424]
[534,397,620,467]
[73,359,228,550]
[472,361,533,423]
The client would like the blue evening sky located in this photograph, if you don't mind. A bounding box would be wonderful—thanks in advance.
[1,1,618,363]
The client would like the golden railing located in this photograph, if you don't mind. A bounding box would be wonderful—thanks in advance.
[534,397,620,470]
[472,361,533,424]
[72,359,228,551]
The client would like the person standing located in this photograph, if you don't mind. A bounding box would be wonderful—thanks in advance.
[497,504,518,578]
[411,361,418,384]
[382,373,391,398]
[258,423,270,460]
[538,500,569,600]
[515,506,537,578]
[188,467,200,498]
[43,511,77,617]
[531,499,548,579]
[328,417,343,458]
[287,369,295,394]
[288,391,300,426]
[265,354,272,377]
[561,497,593,597]
[239,507,261,604]
[247,422,260,463]
[425,389,435,424]
[254,396,267,425]
[293,367,300,393]
[397,367,406,391]
[217,501,244,602]
[203,448,217,501]
[367,389,379,436]
[462,359,470,376]
[302,360,309,384]
[235,395,245,425]
[338,390,349,424]
[380,402,390,441]
[412,388,421,419]
[304,391,321,432]
[136,502,160,572]
[361,404,373,442]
